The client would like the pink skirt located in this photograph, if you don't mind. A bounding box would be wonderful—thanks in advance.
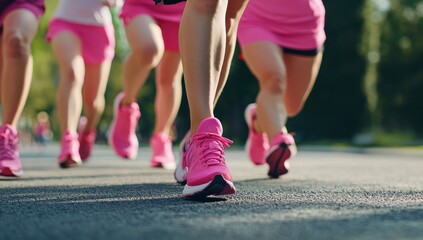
[47,18,115,65]
[0,0,45,32]
[238,0,326,50]
[120,0,185,52]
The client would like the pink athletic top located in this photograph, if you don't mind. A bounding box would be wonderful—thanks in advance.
[53,0,123,26]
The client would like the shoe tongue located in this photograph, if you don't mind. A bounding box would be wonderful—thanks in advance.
[196,117,223,136]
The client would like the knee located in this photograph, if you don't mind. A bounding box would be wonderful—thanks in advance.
[260,72,287,95]
[132,43,162,68]
[4,32,31,58]
[156,78,171,89]
[85,95,105,111]
[156,74,181,89]
[60,62,83,87]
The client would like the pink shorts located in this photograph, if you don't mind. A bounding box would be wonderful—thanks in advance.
[0,0,45,32]
[238,0,326,51]
[120,0,185,52]
[47,19,115,65]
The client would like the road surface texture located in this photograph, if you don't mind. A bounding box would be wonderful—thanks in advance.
[1,144,422,240]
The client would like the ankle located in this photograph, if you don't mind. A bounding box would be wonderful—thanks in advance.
[121,95,137,106]
[252,118,263,133]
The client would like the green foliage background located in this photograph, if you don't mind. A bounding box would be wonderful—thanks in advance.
[25,0,423,146]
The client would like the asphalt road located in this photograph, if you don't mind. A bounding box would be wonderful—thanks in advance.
[1,144,422,240]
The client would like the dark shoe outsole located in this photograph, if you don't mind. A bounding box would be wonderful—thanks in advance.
[59,158,81,169]
[266,143,291,178]
[176,180,187,185]
[0,167,22,177]
[184,175,236,199]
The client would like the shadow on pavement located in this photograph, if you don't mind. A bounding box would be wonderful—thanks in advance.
[1,178,422,240]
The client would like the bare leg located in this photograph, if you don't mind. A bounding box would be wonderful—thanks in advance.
[121,15,164,105]
[179,0,228,133]
[283,52,323,116]
[109,16,163,160]
[82,62,112,131]
[51,32,85,133]
[242,41,323,140]
[1,10,39,127]
[214,0,249,105]
[154,51,183,135]
[179,0,243,198]
[242,42,287,141]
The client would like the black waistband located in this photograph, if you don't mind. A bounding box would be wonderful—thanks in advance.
[283,46,324,56]
[154,0,186,5]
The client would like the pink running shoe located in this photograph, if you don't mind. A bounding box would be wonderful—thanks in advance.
[183,118,236,198]
[108,92,141,160]
[174,130,190,185]
[244,103,269,165]
[0,125,23,177]
[150,132,176,169]
[266,132,297,178]
[58,130,82,168]
[79,130,96,161]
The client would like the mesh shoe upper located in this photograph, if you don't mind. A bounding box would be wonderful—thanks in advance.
[185,118,233,186]
[79,130,96,161]
[109,92,141,160]
[58,130,81,165]
[0,124,22,177]
[150,132,176,169]
[244,103,269,165]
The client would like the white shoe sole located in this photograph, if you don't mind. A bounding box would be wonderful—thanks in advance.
[183,175,236,198]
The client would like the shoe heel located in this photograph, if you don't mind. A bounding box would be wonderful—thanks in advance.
[267,143,291,178]
[185,175,236,199]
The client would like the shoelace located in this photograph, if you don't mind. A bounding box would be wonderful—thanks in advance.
[190,133,233,167]
[0,129,17,160]
[117,107,139,137]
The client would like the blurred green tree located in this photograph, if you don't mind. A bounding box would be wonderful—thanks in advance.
[378,0,423,137]
[297,0,367,142]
